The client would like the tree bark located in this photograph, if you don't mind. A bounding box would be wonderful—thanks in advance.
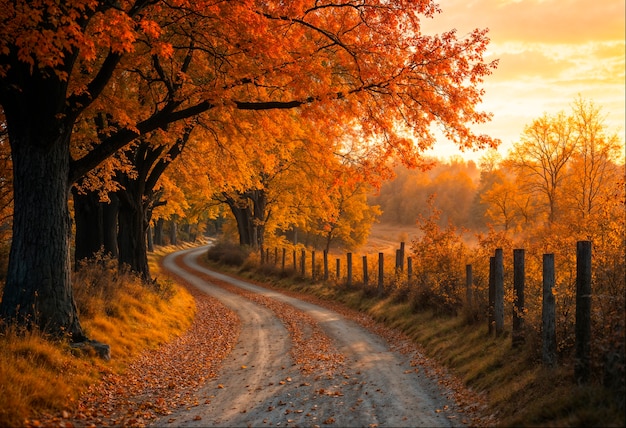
[72,187,104,267]
[116,177,150,282]
[102,194,119,258]
[73,188,119,267]
[232,203,254,247]
[147,225,154,252]
[154,218,164,245]
[170,217,178,246]
[223,193,256,247]
[0,69,85,340]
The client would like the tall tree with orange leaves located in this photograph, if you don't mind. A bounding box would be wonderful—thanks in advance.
[0,0,498,340]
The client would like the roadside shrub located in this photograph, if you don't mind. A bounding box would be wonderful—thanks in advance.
[206,241,251,267]
[410,195,468,315]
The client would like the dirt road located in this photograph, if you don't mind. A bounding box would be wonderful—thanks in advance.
[153,246,477,427]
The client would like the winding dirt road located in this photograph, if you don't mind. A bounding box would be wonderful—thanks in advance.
[154,246,475,427]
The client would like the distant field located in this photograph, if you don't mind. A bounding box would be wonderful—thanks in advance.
[357,222,419,255]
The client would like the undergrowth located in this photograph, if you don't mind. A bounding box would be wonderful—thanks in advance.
[0,247,195,427]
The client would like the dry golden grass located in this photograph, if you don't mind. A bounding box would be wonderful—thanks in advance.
[0,327,97,426]
[0,246,196,427]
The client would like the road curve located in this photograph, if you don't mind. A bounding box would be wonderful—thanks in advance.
[155,246,468,427]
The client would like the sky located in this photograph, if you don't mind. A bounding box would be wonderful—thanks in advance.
[420,0,626,163]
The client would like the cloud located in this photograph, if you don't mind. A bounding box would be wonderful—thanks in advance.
[420,0,625,161]
[490,48,570,81]
[423,0,625,44]
[488,40,625,83]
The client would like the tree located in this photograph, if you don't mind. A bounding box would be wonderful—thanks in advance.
[506,111,579,225]
[0,0,497,339]
[116,126,195,281]
[565,97,623,224]
[0,115,12,279]
[316,181,381,252]
[410,194,468,314]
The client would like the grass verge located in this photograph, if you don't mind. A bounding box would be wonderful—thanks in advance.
[0,245,195,427]
[210,254,625,427]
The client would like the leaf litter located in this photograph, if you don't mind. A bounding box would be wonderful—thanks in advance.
[25,272,240,428]
[26,253,496,427]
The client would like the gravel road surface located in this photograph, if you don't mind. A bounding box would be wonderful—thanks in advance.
[154,246,476,428]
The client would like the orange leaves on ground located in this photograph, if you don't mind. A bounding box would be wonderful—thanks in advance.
[29,278,240,428]
[205,275,346,377]
[253,280,498,427]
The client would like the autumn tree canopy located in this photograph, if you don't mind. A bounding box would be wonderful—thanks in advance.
[0,0,498,339]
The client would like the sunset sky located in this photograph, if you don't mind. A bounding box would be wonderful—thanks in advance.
[421,0,626,162]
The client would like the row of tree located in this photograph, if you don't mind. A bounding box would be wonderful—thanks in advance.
[373,98,624,241]
[0,1,498,341]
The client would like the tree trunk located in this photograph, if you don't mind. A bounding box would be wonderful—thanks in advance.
[0,74,85,340]
[116,183,150,282]
[73,188,119,267]
[170,217,178,246]
[102,194,119,258]
[154,218,164,245]
[250,189,267,249]
[232,204,254,246]
[223,194,255,247]
[147,225,154,252]
[223,189,269,249]
[72,187,104,267]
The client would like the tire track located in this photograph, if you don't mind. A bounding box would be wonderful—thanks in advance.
[156,246,469,427]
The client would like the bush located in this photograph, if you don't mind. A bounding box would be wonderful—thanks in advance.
[206,241,251,267]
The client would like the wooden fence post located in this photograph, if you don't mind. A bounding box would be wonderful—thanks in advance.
[336,258,340,281]
[301,249,306,277]
[575,241,592,384]
[542,253,557,367]
[323,250,329,281]
[395,249,401,274]
[312,250,316,280]
[494,248,504,336]
[513,249,525,347]
[346,252,353,287]
[363,255,369,287]
[488,256,495,335]
[465,264,472,310]
[292,250,297,271]
[399,242,405,272]
[378,252,384,294]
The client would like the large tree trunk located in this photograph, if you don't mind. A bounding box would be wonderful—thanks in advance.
[116,182,150,282]
[223,190,267,249]
[0,71,85,340]
[226,200,255,247]
[250,189,267,250]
